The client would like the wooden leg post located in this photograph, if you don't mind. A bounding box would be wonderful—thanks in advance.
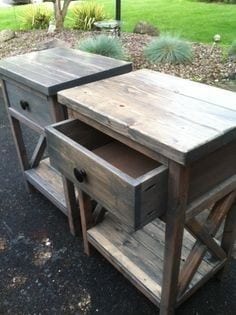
[160,162,190,315]
[77,189,94,256]
[62,176,81,236]
[217,199,236,280]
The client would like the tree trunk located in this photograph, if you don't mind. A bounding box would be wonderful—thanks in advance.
[53,0,71,31]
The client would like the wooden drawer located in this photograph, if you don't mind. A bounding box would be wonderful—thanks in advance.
[46,119,168,230]
[5,80,54,127]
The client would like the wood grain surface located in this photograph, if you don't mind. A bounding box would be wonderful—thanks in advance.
[0,47,132,96]
[58,69,236,165]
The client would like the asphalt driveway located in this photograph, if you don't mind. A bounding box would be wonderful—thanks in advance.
[0,92,236,315]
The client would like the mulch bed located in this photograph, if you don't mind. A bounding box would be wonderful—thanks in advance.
[0,29,236,87]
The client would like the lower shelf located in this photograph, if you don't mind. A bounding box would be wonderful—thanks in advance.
[88,214,223,307]
[25,158,67,215]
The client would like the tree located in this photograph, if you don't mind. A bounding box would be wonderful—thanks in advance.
[53,0,72,31]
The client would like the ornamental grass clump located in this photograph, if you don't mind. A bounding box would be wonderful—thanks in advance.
[72,1,106,31]
[77,35,125,60]
[144,34,193,64]
[19,5,53,30]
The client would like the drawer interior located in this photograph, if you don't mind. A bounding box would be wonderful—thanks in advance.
[56,119,161,179]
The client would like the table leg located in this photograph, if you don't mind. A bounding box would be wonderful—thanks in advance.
[217,201,236,280]
[62,176,81,236]
[77,189,94,256]
[160,162,190,315]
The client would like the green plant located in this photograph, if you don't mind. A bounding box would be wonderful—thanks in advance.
[77,35,125,60]
[144,34,193,64]
[19,4,53,30]
[228,40,236,58]
[71,1,106,30]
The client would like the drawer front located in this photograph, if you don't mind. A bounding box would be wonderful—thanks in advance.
[5,80,54,127]
[46,119,168,229]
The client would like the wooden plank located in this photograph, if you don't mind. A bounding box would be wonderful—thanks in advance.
[68,109,168,166]
[77,190,94,255]
[0,47,132,96]
[221,203,236,258]
[24,158,67,215]
[88,214,163,306]
[178,192,236,297]
[46,120,167,229]
[93,141,160,178]
[186,175,236,220]
[188,141,236,202]
[30,135,47,168]
[160,162,190,315]
[186,218,226,260]
[8,108,44,134]
[88,214,220,309]
[58,70,236,165]
[138,69,236,110]
[5,80,54,127]
[62,176,80,236]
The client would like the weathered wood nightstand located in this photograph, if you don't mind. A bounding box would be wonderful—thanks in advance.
[0,47,132,234]
[46,69,236,314]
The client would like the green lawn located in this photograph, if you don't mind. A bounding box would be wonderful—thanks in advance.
[0,0,236,45]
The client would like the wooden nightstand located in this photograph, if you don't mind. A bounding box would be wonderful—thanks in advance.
[46,69,236,314]
[0,47,132,234]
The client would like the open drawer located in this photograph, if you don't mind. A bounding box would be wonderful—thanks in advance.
[46,119,168,229]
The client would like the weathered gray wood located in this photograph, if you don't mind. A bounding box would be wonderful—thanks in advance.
[5,80,54,127]
[30,135,47,168]
[25,158,67,215]
[68,109,168,166]
[58,70,236,165]
[186,175,236,220]
[46,119,168,229]
[178,192,236,297]
[188,141,236,202]
[8,108,45,134]
[87,213,220,308]
[0,47,132,96]
[186,218,226,260]
[216,203,236,279]
[93,204,106,224]
[77,190,94,255]
[62,176,80,236]
[160,162,190,315]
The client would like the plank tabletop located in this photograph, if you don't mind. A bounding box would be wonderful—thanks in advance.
[58,69,236,165]
[0,47,132,96]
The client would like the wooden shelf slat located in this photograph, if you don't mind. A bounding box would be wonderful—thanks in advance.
[87,214,221,307]
[24,158,67,215]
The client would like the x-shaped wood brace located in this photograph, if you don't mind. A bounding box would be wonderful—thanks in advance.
[178,191,236,298]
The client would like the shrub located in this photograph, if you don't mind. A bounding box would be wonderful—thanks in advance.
[228,40,236,58]
[19,4,53,30]
[144,34,193,64]
[71,1,106,31]
[77,35,125,60]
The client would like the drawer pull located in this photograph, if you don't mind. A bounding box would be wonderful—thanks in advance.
[74,168,86,183]
[20,100,30,111]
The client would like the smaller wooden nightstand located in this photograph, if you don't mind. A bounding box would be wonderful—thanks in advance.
[0,47,132,234]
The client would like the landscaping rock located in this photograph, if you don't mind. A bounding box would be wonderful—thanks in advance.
[35,38,72,51]
[0,29,15,43]
[0,30,235,89]
[133,21,159,36]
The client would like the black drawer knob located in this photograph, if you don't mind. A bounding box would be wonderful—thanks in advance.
[20,100,30,111]
[73,168,86,183]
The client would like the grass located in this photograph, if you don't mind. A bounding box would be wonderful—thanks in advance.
[0,0,236,44]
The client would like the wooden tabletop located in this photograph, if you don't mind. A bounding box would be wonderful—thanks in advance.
[58,69,236,165]
[0,47,132,96]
